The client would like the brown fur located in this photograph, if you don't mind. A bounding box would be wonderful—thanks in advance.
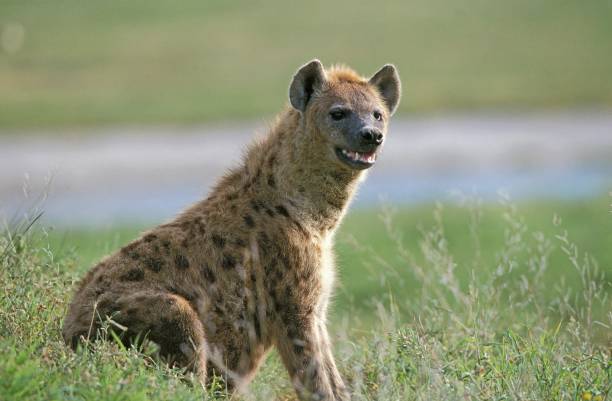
[62,61,400,401]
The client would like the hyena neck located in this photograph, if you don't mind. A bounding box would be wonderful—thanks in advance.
[244,109,364,233]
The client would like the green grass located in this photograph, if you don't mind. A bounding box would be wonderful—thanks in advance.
[334,197,612,318]
[1,0,612,128]
[45,197,612,324]
[1,198,610,400]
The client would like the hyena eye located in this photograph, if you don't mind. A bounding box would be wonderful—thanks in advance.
[373,111,383,121]
[330,110,346,121]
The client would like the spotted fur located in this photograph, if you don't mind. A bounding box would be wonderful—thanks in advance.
[62,60,401,401]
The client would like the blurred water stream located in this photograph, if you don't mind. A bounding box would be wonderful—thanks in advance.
[1,111,611,227]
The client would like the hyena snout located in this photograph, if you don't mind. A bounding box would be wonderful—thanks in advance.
[359,127,384,146]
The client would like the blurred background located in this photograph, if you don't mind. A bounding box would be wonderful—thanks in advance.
[1,0,611,322]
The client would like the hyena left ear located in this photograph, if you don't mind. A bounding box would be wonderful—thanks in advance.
[289,59,327,112]
[369,64,401,115]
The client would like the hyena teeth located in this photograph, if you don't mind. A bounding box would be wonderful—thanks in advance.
[342,148,376,163]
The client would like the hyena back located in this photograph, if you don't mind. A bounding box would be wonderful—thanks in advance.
[62,59,401,401]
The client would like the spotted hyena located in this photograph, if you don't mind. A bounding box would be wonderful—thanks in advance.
[62,59,401,401]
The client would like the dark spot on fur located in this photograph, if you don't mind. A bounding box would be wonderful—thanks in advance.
[121,242,138,254]
[308,366,322,383]
[330,170,346,182]
[162,240,171,252]
[153,317,183,347]
[327,197,344,210]
[125,308,139,318]
[195,220,206,234]
[265,207,275,217]
[227,348,241,370]
[93,273,111,296]
[267,174,276,188]
[250,200,261,213]
[121,268,144,281]
[121,242,141,260]
[234,238,246,247]
[144,257,163,272]
[212,234,225,248]
[243,214,255,228]
[143,234,157,243]
[257,231,271,250]
[250,168,262,185]
[226,192,238,201]
[286,324,299,340]
[96,297,116,312]
[275,205,290,218]
[222,254,236,269]
[201,265,216,283]
[95,273,110,285]
[166,285,197,302]
[267,154,276,167]
[291,219,308,236]
[253,313,262,339]
[175,254,190,270]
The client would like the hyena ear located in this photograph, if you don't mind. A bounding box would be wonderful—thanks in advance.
[369,64,401,115]
[289,59,327,112]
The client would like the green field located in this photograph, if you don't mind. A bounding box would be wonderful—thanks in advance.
[1,198,610,399]
[45,197,612,324]
[2,0,612,128]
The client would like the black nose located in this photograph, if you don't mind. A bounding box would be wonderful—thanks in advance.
[360,128,384,145]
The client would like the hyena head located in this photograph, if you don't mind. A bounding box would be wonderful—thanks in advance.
[289,59,401,171]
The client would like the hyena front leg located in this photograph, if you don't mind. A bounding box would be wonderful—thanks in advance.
[317,322,349,401]
[276,318,336,401]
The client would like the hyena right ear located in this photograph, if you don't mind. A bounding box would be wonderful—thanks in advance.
[369,64,401,115]
[289,59,327,112]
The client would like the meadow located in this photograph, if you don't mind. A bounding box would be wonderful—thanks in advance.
[1,197,609,400]
[2,0,612,128]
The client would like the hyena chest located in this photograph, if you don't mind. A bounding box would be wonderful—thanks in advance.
[197,228,328,376]
[199,289,268,378]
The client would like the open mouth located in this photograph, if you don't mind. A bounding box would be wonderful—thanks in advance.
[335,147,377,170]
